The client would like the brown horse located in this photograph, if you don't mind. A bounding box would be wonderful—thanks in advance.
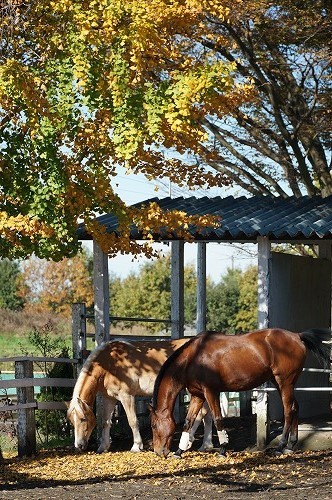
[150,328,331,458]
[67,338,213,453]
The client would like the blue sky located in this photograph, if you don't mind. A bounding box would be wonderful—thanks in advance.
[82,168,257,280]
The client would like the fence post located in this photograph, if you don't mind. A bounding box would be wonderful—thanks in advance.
[15,359,36,457]
[171,240,185,423]
[72,302,87,373]
[196,242,207,334]
[256,391,269,450]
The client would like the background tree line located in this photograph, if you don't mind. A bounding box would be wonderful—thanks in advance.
[0,253,257,334]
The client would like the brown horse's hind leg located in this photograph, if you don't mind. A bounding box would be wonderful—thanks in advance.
[286,398,299,452]
[204,389,228,456]
[174,395,205,458]
[275,382,298,454]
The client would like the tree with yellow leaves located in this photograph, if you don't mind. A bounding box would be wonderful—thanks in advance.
[21,251,94,316]
[0,0,254,260]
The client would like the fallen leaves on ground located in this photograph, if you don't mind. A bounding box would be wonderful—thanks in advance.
[1,448,331,492]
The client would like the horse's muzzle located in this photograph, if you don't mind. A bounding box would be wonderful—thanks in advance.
[154,447,170,458]
[75,441,88,452]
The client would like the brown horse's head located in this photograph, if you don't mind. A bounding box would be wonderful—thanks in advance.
[149,405,176,458]
[67,397,96,451]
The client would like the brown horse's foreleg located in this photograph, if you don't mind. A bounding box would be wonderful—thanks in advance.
[199,401,214,451]
[204,389,228,456]
[174,395,205,458]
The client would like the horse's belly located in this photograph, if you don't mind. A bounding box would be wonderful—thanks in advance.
[189,361,272,392]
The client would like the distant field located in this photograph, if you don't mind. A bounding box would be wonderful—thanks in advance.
[0,310,71,370]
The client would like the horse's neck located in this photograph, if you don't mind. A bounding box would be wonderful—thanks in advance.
[156,370,184,415]
[74,368,100,406]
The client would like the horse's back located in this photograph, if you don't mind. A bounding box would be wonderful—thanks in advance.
[92,338,189,397]
[181,329,306,392]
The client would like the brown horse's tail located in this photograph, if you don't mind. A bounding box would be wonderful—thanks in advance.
[299,329,331,367]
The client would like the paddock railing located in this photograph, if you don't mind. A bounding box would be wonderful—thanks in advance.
[1,356,331,456]
[255,366,332,448]
[0,356,77,457]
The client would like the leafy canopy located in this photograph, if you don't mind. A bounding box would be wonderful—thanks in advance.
[0,1,253,260]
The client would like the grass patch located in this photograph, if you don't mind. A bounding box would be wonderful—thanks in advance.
[0,310,71,365]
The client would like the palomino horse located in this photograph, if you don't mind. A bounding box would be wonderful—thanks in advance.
[150,328,331,458]
[67,339,213,453]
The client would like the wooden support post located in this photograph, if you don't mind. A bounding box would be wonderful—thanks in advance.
[256,391,269,450]
[171,240,184,423]
[257,236,271,330]
[196,242,207,334]
[93,241,110,445]
[15,360,36,457]
[93,240,110,346]
[72,302,87,373]
[255,236,271,449]
[171,240,184,340]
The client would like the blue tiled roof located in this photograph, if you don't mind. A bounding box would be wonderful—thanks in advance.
[77,195,332,242]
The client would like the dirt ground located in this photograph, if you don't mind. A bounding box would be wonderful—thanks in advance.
[1,417,331,499]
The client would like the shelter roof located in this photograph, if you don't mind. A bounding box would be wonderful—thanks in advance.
[77,195,332,242]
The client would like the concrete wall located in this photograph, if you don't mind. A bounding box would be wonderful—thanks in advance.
[268,252,331,419]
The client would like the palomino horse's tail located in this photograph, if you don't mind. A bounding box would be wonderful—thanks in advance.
[299,329,331,367]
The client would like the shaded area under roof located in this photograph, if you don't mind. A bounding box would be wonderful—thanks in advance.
[77,195,332,242]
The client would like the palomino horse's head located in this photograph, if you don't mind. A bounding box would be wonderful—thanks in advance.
[67,398,96,451]
[149,405,176,458]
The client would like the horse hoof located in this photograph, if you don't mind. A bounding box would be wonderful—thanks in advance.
[282,448,295,455]
[219,446,227,457]
[172,453,182,459]
[96,447,109,454]
[198,445,214,452]
[173,449,183,459]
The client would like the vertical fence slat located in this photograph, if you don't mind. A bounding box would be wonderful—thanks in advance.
[15,360,36,457]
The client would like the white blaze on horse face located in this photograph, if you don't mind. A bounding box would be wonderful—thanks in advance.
[72,401,94,450]
[73,411,81,449]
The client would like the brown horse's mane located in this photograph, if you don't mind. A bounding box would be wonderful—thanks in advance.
[152,331,219,407]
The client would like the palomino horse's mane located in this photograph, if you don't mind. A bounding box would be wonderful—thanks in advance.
[68,340,135,415]
[152,331,212,408]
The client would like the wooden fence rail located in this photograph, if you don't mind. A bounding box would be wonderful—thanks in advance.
[1,356,331,456]
[0,356,77,457]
